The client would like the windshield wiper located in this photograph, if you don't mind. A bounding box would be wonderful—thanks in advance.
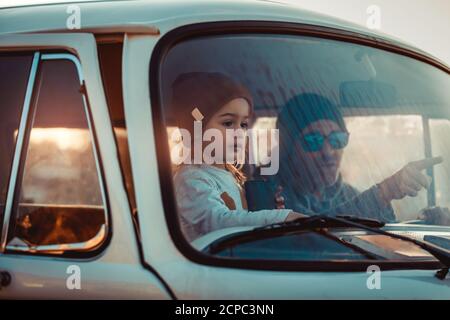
[255,214,385,231]
[211,215,450,279]
[208,215,383,259]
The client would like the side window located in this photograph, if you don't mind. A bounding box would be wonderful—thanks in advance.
[5,54,107,253]
[0,54,33,236]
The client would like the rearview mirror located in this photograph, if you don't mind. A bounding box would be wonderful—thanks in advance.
[339,80,397,108]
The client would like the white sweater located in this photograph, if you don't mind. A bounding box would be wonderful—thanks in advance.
[173,164,291,241]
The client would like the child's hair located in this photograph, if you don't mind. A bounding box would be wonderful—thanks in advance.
[225,163,246,186]
[171,71,253,186]
[170,72,253,146]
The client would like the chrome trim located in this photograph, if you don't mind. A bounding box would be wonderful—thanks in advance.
[3,53,109,254]
[0,52,40,253]
[40,53,109,223]
[41,53,83,78]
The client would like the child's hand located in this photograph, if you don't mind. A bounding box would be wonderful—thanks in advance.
[274,185,308,221]
[285,212,309,222]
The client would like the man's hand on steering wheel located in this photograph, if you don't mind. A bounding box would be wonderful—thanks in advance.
[419,206,450,226]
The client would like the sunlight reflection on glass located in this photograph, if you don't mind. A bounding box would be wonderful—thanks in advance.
[28,128,90,150]
[19,128,101,205]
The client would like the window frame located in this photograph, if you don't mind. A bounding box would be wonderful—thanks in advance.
[0,51,111,257]
[150,21,450,272]
[0,51,35,232]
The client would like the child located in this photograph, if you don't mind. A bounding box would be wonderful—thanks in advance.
[170,72,303,242]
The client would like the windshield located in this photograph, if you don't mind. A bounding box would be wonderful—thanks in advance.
[158,32,450,262]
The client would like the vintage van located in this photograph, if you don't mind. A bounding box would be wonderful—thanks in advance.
[0,0,450,299]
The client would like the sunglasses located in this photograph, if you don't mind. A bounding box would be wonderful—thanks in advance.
[300,131,349,152]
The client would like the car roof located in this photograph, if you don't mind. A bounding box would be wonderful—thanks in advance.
[0,0,395,38]
[0,0,447,68]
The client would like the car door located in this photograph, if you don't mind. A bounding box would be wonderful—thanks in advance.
[0,33,171,299]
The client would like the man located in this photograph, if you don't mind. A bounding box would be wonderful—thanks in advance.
[261,93,443,223]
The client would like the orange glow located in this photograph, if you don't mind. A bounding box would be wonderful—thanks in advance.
[28,128,91,150]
